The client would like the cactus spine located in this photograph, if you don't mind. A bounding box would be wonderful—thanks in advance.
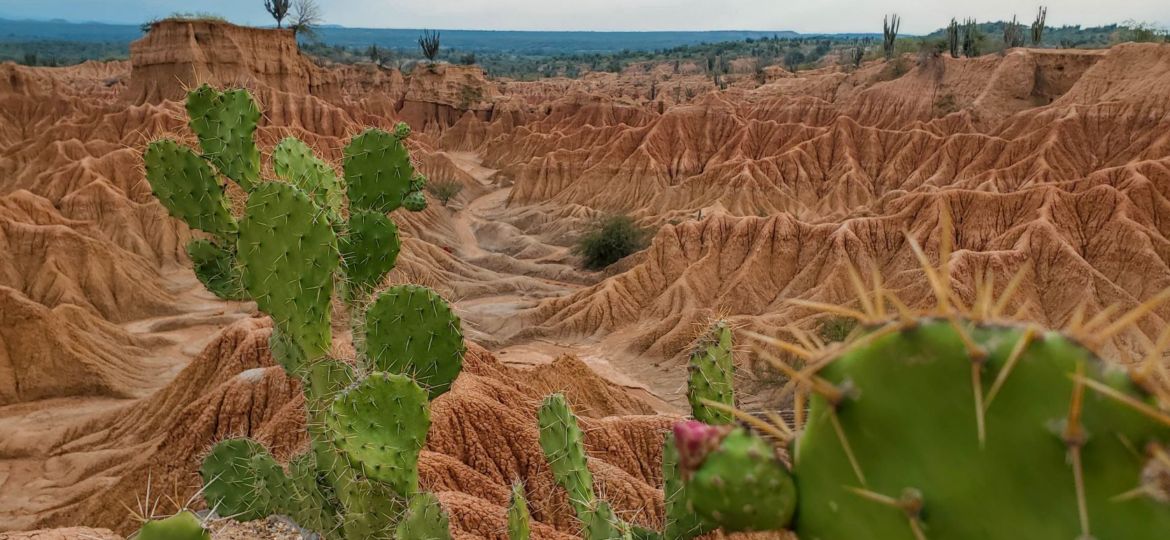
[145,85,454,539]
[674,248,1170,538]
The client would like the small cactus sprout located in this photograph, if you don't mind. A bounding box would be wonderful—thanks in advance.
[687,320,735,425]
[134,510,210,540]
[508,483,531,540]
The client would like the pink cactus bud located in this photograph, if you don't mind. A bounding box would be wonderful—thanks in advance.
[673,420,732,478]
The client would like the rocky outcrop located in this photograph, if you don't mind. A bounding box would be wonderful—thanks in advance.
[125,20,338,104]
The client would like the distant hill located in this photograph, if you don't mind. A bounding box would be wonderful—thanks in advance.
[0,17,818,54]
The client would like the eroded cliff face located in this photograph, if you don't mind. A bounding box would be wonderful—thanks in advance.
[125,20,335,103]
[5,18,1170,538]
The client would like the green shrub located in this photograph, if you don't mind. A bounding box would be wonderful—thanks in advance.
[426,180,464,207]
[575,215,648,270]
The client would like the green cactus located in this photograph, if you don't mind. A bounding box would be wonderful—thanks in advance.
[185,85,261,190]
[396,493,453,540]
[393,121,412,140]
[200,439,294,522]
[273,136,345,216]
[344,128,415,214]
[661,435,710,540]
[537,394,596,520]
[582,500,623,540]
[327,372,430,496]
[341,210,401,299]
[151,87,466,540]
[186,239,244,300]
[237,181,338,360]
[507,483,531,540]
[362,285,465,398]
[143,139,237,240]
[402,190,428,212]
[687,320,735,425]
[677,317,1170,538]
[134,511,210,540]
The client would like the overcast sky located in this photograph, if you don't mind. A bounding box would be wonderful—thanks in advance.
[2,0,1168,33]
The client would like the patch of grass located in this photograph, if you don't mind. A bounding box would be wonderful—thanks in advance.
[574,214,649,270]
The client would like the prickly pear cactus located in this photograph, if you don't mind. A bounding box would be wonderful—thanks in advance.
[362,285,465,398]
[185,85,261,190]
[402,190,428,212]
[538,394,596,520]
[158,87,463,540]
[678,274,1170,539]
[135,511,210,540]
[273,136,344,216]
[396,493,452,540]
[237,181,338,360]
[344,128,415,214]
[341,210,401,299]
[661,435,710,540]
[186,239,244,300]
[508,483,531,540]
[200,438,294,522]
[687,320,735,425]
[326,372,430,496]
[143,139,237,240]
[673,422,794,532]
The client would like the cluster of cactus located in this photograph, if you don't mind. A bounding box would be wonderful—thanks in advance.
[669,263,1170,538]
[141,85,459,539]
[534,321,738,539]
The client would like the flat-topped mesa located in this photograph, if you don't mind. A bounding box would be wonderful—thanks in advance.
[125,19,337,104]
[398,63,502,131]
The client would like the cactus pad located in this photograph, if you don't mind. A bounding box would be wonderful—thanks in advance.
[396,492,452,540]
[273,137,344,216]
[143,139,237,239]
[200,438,292,522]
[344,128,414,213]
[674,423,794,532]
[341,210,401,299]
[402,190,428,212]
[327,372,430,497]
[662,434,710,540]
[363,285,465,398]
[237,181,338,360]
[186,239,244,300]
[537,394,596,520]
[185,85,261,190]
[508,483,531,540]
[135,511,209,540]
[687,320,735,425]
[790,319,1170,539]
